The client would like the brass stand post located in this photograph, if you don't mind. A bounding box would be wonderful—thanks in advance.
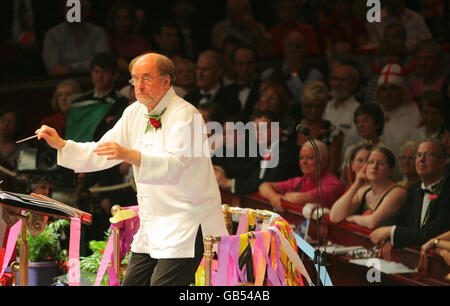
[113,227,120,276]
[19,219,28,286]
[221,204,233,234]
[203,235,215,286]
[10,261,20,286]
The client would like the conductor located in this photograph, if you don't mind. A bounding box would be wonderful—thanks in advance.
[36,53,228,286]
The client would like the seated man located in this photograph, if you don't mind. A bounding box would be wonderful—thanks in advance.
[215,111,299,195]
[370,140,450,250]
[259,140,345,212]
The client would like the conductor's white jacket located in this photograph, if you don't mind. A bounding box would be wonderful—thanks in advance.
[58,87,228,258]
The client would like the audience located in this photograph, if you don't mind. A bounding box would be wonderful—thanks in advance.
[366,0,432,52]
[106,1,152,74]
[210,0,272,59]
[0,0,449,277]
[268,0,319,58]
[0,107,27,191]
[172,0,208,60]
[261,30,323,111]
[323,62,360,139]
[40,79,81,136]
[226,45,261,121]
[215,110,299,196]
[317,0,367,53]
[364,39,408,104]
[152,19,183,59]
[297,81,343,175]
[410,91,447,143]
[421,230,450,267]
[375,63,422,163]
[341,143,373,189]
[370,140,450,249]
[409,39,445,100]
[342,103,387,164]
[253,79,295,139]
[42,0,110,75]
[330,146,407,229]
[259,140,344,212]
[397,140,420,189]
[184,50,241,118]
[65,52,127,142]
[172,56,197,98]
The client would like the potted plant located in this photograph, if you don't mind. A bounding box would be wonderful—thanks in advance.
[17,218,70,286]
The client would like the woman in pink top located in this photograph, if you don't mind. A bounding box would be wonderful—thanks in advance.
[259,140,345,212]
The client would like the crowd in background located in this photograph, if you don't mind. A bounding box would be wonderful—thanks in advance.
[0,0,449,257]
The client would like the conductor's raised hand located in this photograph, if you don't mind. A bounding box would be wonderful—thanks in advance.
[94,142,141,166]
[35,125,66,150]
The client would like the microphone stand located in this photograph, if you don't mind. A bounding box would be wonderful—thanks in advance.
[303,134,328,286]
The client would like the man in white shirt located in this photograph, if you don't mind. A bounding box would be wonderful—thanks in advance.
[323,63,360,138]
[36,53,228,286]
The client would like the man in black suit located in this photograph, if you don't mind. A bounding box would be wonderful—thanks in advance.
[215,110,299,196]
[370,140,450,249]
[225,45,261,121]
[184,50,241,118]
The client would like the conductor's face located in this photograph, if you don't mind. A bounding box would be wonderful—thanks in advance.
[131,55,170,109]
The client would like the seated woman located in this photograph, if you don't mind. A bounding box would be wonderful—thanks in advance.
[40,79,81,136]
[397,140,420,189]
[342,142,373,190]
[0,107,27,191]
[296,81,343,175]
[259,140,345,212]
[329,146,407,229]
[253,79,296,140]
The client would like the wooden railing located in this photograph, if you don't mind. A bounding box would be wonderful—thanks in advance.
[220,189,449,286]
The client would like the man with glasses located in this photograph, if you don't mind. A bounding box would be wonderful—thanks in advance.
[370,140,450,251]
[36,52,228,285]
[323,62,360,139]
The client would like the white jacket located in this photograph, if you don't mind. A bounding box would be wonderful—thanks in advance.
[58,87,228,258]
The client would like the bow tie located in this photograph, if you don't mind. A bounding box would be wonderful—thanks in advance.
[200,93,212,101]
[421,188,432,194]
[238,83,250,91]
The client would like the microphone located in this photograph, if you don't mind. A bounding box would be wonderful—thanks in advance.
[296,124,310,136]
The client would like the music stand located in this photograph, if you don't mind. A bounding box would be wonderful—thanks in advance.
[0,191,92,286]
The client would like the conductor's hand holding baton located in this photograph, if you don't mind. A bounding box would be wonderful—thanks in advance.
[35,125,141,166]
[36,125,66,150]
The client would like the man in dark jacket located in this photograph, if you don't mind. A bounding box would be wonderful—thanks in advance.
[370,140,450,249]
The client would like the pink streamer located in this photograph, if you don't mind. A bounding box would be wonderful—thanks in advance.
[68,217,81,286]
[0,219,22,279]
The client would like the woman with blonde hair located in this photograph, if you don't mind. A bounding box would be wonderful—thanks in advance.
[40,79,81,136]
[296,81,343,174]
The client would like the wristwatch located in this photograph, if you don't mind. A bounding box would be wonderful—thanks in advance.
[433,238,440,249]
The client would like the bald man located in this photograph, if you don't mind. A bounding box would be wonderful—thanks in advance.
[36,53,228,286]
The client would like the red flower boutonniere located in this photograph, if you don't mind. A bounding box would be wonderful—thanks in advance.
[428,194,438,201]
[145,108,166,133]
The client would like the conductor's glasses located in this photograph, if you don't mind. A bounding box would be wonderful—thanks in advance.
[129,77,154,86]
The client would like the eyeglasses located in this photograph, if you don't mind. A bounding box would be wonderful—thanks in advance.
[129,77,154,86]
[415,152,443,159]
[399,155,415,162]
